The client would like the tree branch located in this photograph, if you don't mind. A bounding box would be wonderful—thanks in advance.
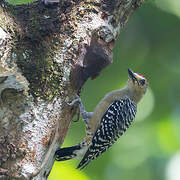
[0,0,146,179]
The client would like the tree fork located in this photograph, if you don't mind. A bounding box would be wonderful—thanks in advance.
[0,0,146,179]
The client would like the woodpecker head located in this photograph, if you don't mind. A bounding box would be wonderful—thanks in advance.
[127,68,148,103]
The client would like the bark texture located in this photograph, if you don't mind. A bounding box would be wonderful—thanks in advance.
[0,0,146,179]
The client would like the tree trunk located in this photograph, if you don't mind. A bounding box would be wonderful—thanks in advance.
[0,0,146,179]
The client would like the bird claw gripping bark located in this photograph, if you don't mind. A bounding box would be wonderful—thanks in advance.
[67,95,81,122]
[68,95,93,124]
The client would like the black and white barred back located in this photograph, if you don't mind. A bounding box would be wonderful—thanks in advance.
[77,98,137,169]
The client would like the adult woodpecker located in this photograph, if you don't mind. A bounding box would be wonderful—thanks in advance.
[55,69,148,169]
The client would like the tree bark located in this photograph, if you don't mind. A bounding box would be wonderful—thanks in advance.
[0,0,146,179]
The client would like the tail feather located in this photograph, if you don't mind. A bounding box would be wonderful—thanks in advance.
[55,144,81,161]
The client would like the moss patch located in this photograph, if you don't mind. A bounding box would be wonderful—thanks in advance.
[0,1,73,100]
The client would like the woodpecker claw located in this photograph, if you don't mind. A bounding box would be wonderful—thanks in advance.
[67,96,81,122]
[67,95,93,124]
[67,98,80,107]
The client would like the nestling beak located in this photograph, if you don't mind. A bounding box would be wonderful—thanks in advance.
[128,68,138,83]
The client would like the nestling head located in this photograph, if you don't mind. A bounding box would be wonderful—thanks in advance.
[127,68,148,103]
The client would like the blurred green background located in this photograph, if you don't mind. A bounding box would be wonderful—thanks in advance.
[7,0,180,179]
[49,1,180,180]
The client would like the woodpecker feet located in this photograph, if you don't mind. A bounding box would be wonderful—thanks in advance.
[67,95,81,106]
[68,95,93,124]
[67,97,80,122]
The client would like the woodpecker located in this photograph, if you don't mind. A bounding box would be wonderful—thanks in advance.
[55,69,148,169]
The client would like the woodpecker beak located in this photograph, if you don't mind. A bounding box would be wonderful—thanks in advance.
[128,68,138,84]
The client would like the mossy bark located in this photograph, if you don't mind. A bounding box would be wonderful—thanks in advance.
[0,0,146,179]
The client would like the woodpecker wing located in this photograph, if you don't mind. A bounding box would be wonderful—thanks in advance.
[77,98,137,170]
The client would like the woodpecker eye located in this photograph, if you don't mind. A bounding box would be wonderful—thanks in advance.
[139,79,145,86]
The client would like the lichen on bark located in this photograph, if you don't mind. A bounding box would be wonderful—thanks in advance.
[0,0,146,179]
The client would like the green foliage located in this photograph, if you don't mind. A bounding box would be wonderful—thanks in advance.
[7,0,36,5]
[49,162,90,180]
[157,119,180,154]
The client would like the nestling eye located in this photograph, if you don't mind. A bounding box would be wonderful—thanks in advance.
[139,79,145,86]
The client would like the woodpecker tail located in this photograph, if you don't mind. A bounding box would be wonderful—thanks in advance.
[55,144,81,161]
